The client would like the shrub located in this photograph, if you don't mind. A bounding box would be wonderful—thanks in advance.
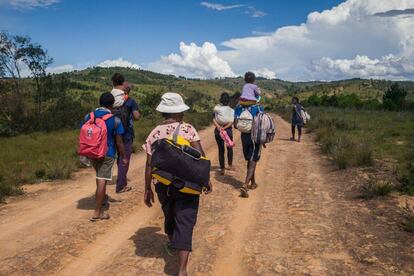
[361,178,393,199]
[401,203,414,233]
[383,83,407,111]
[396,143,414,195]
[0,176,23,202]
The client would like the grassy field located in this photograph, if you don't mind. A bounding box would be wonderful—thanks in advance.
[0,112,211,201]
[274,106,414,194]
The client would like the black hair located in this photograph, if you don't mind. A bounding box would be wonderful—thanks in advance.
[111,73,125,86]
[292,96,300,103]
[219,92,230,106]
[161,112,184,119]
[244,71,256,83]
[100,92,115,108]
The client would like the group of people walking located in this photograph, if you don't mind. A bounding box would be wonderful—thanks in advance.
[78,71,306,276]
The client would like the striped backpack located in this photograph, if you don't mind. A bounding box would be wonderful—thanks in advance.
[251,113,275,144]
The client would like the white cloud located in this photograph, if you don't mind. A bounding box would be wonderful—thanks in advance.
[3,0,59,9]
[148,42,236,79]
[246,6,266,18]
[312,55,414,80]
[252,68,276,79]
[96,57,140,69]
[217,0,414,80]
[46,64,75,74]
[200,1,244,11]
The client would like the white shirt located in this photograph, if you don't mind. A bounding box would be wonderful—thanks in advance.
[111,88,125,108]
[214,104,234,126]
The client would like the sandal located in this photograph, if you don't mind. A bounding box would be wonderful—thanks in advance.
[90,213,110,222]
[249,183,258,190]
[116,186,132,194]
[240,187,249,198]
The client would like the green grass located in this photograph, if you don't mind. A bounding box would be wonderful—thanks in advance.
[0,112,211,202]
[273,106,414,172]
[360,178,394,199]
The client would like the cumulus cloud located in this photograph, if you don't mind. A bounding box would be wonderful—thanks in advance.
[148,42,236,79]
[200,2,244,11]
[47,64,75,74]
[374,8,414,17]
[217,0,414,80]
[97,57,140,69]
[252,68,276,79]
[1,0,59,9]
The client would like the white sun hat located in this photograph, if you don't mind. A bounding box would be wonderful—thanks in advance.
[156,92,190,113]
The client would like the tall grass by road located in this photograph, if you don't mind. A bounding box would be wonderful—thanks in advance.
[0,112,211,201]
[274,106,414,194]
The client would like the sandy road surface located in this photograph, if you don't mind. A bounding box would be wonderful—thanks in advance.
[1,115,413,275]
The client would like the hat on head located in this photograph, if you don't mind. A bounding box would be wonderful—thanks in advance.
[156,92,190,113]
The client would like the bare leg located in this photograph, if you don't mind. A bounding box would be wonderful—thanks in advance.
[291,125,295,140]
[298,126,302,142]
[242,161,257,195]
[178,250,190,276]
[93,179,107,218]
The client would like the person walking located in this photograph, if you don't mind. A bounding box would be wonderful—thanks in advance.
[116,82,141,193]
[234,104,264,198]
[291,96,305,142]
[213,92,235,175]
[143,92,212,276]
[80,92,127,221]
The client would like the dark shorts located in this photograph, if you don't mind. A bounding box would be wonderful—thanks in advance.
[155,183,200,251]
[241,132,262,162]
[91,157,115,180]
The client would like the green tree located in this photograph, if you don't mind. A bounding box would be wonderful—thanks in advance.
[383,83,407,111]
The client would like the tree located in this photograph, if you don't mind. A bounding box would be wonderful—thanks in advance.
[21,41,53,114]
[383,83,407,111]
[0,31,29,95]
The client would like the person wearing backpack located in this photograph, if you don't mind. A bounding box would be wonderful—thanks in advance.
[79,92,127,221]
[291,96,305,142]
[234,104,264,198]
[213,92,235,175]
[115,82,141,194]
[143,92,212,276]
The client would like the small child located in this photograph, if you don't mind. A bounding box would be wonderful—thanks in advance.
[239,71,261,106]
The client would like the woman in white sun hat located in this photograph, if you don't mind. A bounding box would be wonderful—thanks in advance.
[142,92,212,276]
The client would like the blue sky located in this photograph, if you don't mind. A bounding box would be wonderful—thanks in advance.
[1,0,414,80]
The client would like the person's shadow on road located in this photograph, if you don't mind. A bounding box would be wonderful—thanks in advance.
[131,226,178,275]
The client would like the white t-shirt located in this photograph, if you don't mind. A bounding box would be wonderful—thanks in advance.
[111,88,126,108]
[214,104,234,126]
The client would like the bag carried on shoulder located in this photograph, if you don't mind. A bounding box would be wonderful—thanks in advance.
[300,109,311,124]
[151,124,211,195]
[236,109,253,133]
[78,112,113,159]
[252,112,276,144]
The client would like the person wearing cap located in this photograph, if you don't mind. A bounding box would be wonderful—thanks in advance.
[115,81,141,193]
[143,92,212,276]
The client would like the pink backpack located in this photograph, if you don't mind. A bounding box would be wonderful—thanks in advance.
[78,112,113,159]
[220,129,235,148]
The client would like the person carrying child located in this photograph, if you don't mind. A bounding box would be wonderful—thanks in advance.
[234,72,264,198]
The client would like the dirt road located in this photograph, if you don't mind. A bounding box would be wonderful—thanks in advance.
[1,115,413,275]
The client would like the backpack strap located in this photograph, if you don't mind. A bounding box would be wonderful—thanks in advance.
[101,113,114,121]
[173,122,183,143]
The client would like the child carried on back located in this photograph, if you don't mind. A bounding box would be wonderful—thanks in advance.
[239,71,261,106]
